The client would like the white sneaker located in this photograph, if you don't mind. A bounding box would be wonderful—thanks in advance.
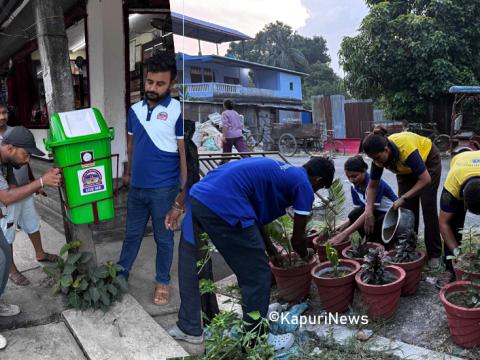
[168,324,204,344]
[0,301,20,317]
[267,333,294,351]
[0,333,6,349]
[428,258,441,270]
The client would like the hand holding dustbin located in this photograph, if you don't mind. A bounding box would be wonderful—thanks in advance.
[40,168,61,188]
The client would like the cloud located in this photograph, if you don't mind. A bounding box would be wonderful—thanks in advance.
[298,0,368,75]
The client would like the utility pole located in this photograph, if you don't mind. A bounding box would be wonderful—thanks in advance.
[34,0,97,262]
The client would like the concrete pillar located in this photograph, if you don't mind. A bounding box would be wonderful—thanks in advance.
[87,0,127,176]
[34,0,75,114]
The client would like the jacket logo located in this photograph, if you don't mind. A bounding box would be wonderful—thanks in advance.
[157,112,168,121]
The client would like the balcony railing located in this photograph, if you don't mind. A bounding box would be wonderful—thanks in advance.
[180,82,297,99]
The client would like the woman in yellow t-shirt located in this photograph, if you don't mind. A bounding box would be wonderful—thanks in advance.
[361,127,442,268]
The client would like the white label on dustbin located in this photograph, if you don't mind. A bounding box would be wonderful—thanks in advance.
[77,166,106,196]
[59,108,101,137]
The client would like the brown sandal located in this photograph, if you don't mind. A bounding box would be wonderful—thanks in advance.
[153,284,170,305]
[9,271,31,286]
[37,253,59,263]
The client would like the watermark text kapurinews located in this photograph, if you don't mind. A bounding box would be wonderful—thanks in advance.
[268,311,369,326]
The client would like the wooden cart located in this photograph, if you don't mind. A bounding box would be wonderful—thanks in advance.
[271,123,345,157]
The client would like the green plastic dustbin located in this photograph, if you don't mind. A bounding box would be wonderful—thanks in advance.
[44,108,115,225]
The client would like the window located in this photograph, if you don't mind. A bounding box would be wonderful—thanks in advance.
[224,76,240,85]
[289,82,294,91]
[203,68,215,82]
[190,67,203,83]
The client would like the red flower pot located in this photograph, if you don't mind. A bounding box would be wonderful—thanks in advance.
[313,236,350,262]
[386,250,426,296]
[342,243,385,265]
[355,265,406,320]
[452,260,480,282]
[305,230,321,249]
[311,259,361,313]
[440,281,480,348]
[270,256,318,303]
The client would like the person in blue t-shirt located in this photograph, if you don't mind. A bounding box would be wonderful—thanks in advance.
[330,155,398,246]
[118,52,187,306]
[168,157,335,349]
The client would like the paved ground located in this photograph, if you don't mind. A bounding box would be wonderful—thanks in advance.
[0,152,477,359]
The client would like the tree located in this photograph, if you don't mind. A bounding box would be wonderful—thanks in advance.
[339,0,480,121]
[227,21,347,104]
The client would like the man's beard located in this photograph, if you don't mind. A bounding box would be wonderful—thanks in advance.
[9,159,22,169]
[145,91,168,102]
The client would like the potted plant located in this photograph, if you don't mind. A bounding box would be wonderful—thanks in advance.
[312,179,350,261]
[304,219,323,248]
[440,279,480,348]
[311,242,361,313]
[341,232,385,265]
[385,229,426,296]
[267,215,318,303]
[447,227,480,281]
[355,248,406,320]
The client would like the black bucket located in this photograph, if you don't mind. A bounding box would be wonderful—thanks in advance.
[381,206,415,244]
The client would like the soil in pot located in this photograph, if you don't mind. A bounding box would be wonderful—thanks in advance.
[386,250,426,296]
[453,257,480,282]
[313,236,349,262]
[355,265,406,320]
[342,243,385,265]
[270,255,318,303]
[440,281,480,348]
[311,259,361,313]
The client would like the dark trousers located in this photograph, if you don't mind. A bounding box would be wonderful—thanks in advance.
[177,235,203,336]
[444,202,466,273]
[0,230,11,297]
[397,145,442,259]
[222,137,251,157]
[190,197,271,328]
[348,207,392,249]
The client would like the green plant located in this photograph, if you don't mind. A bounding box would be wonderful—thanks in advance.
[347,232,368,258]
[447,226,480,276]
[391,229,419,263]
[44,240,127,311]
[318,178,346,239]
[326,241,339,276]
[360,248,389,285]
[265,214,295,267]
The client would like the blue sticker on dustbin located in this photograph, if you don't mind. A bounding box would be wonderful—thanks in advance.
[77,166,106,195]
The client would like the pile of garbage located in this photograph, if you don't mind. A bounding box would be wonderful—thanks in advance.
[192,113,224,151]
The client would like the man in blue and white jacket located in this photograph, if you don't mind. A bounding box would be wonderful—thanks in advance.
[118,53,187,306]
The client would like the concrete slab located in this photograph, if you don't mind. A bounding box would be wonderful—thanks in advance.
[0,267,67,330]
[62,293,189,360]
[0,322,86,360]
[11,215,66,272]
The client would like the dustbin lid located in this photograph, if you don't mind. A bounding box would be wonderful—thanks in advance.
[59,109,101,137]
[45,108,113,149]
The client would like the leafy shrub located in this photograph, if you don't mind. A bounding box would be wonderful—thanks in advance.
[391,229,419,263]
[44,240,127,311]
[360,248,390,285]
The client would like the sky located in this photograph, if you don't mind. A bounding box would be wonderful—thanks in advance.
[169,0,369,76]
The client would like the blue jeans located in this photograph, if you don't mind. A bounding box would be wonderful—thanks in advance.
[118,185,178,285]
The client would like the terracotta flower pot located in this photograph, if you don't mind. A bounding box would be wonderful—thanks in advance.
[311,259,361,313]
[440,281,480,348]
[355,265,406,320]
[270,255,318,303]
[386,250,426,296]
[313,236,350,262]
[452,259,480,282]
[342,243,385,265]
[305,230,321,249]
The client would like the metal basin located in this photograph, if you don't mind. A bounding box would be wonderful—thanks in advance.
[382,206,415,244]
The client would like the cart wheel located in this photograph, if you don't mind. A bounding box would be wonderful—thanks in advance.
[278,133,297,157]
[303,139,321,155]
[433,134,450,152]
